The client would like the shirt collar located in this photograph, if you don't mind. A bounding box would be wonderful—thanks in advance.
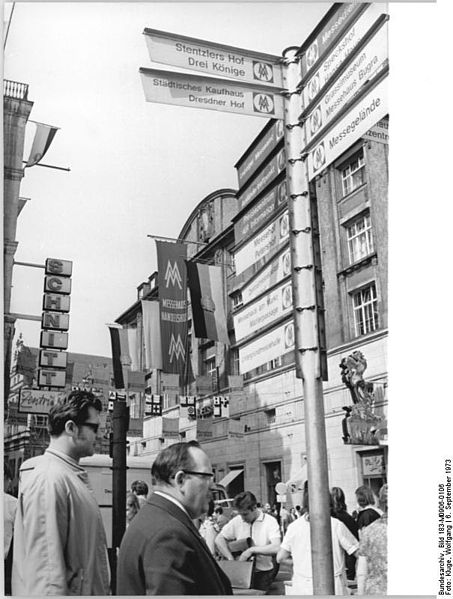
[153,490,190,518]
[46,447,85,471]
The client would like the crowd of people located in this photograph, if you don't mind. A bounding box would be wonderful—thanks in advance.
[4,389,388,595]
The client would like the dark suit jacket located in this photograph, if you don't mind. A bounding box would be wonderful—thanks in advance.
[117,492,233,595]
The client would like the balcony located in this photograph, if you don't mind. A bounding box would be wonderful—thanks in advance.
[4,79,29,100]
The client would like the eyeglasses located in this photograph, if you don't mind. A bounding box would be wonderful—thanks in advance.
[79,422,100,434]
[181,469,214,479]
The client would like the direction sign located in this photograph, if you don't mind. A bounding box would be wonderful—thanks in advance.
[299,3,362,78]
[140,67,284,119]
[307,74,388,181]
[144,28,283,88]
[303,21,388,146]
[302,3,388,109]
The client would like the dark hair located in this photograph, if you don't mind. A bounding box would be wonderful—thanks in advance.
[378,483,388,513]
[131,480,149,496]
[233,491,257,511]
[214,506,224,515]
[48,390,103,436]
[330,486,347,514]
[4,461,13,481]
[302,480,309,513]
[355,485,375,508]
[151,441,201,483]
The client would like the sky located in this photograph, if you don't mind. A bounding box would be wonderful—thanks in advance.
[4,1,331,358]
[3,2,453,595]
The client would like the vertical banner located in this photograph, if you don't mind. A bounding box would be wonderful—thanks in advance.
[186,262,229,344]
[141,300,163,370]
[156,241,189,374]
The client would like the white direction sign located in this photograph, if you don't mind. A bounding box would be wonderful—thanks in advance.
[307,74,388,181]
[239,320,294,374]
[303,21,388,146]
[140,67,284,119]
[302,3,387,108]
[233,279,293,343]
[144,28,283,88]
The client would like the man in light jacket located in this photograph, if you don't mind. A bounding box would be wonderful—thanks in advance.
[12,390,110,595]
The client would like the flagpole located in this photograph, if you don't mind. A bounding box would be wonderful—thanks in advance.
[4,2,15,50]
[22,161,70,172]
[147,234,207,247]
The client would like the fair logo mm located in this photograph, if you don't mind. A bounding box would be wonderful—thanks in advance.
[252,61,274,83]
[310,107,323,136]
[306,40,319,69]
[164,260,182,289]
[169,333,185,362]
[312,142,326,171]
[253,93,275,115]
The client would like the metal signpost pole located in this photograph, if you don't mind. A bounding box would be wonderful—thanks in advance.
[282,47,334,595]
[111,358,129,593]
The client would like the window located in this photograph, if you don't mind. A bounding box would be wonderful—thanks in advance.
[205,357,218,391]
[232,292,243,309]
[347,214,374,263]
[352,283,379,336]
[341,150,365,196]
[265,408,276,424]
[230,348,240,376]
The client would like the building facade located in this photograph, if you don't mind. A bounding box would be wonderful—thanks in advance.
[112,114,388,510]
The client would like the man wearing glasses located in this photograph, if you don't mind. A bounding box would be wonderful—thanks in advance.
[12,390,110,595]
[117,440,232,595]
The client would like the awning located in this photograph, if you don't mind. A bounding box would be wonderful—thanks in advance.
[218,469,244,488]
[285,464,308,492]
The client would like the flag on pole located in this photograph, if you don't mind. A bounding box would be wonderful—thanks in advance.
[108,324,139,389]
[141,300,163,370]
[186,262,229,344]
[25,122,59,168]
[156,241,189,374]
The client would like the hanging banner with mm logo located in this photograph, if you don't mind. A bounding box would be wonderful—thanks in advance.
[140,68,284,119]
[156,241,189,374]
[144,28,283,88]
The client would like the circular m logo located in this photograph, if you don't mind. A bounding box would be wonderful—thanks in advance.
[253,61,275,83]
[312,142,326,171]
[306,41,319,69]
[309,107,323,136]
[253,93,275,115]
[307,74,321,101]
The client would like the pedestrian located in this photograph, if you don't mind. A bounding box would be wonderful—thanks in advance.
[294,505,302,518]
[215,491,281,592]
[357,484,388,595]
[330,486,359,582]
[279,504,293,535]
[355,485,381,531]
[199,499,218,555]
[4,461,17,595]
[277,483,359,595]
[126,491,141,527]
[12,390,110,595]
[214,506,230,531]
[131,479,149,507]
[117,440,232,595]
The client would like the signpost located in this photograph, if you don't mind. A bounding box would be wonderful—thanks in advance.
[140,67,284,119]
[301,4,387,108]
[139,12,388,593]
[144,28,284,88]
[302,20,388,146]
[306,72,388,180]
